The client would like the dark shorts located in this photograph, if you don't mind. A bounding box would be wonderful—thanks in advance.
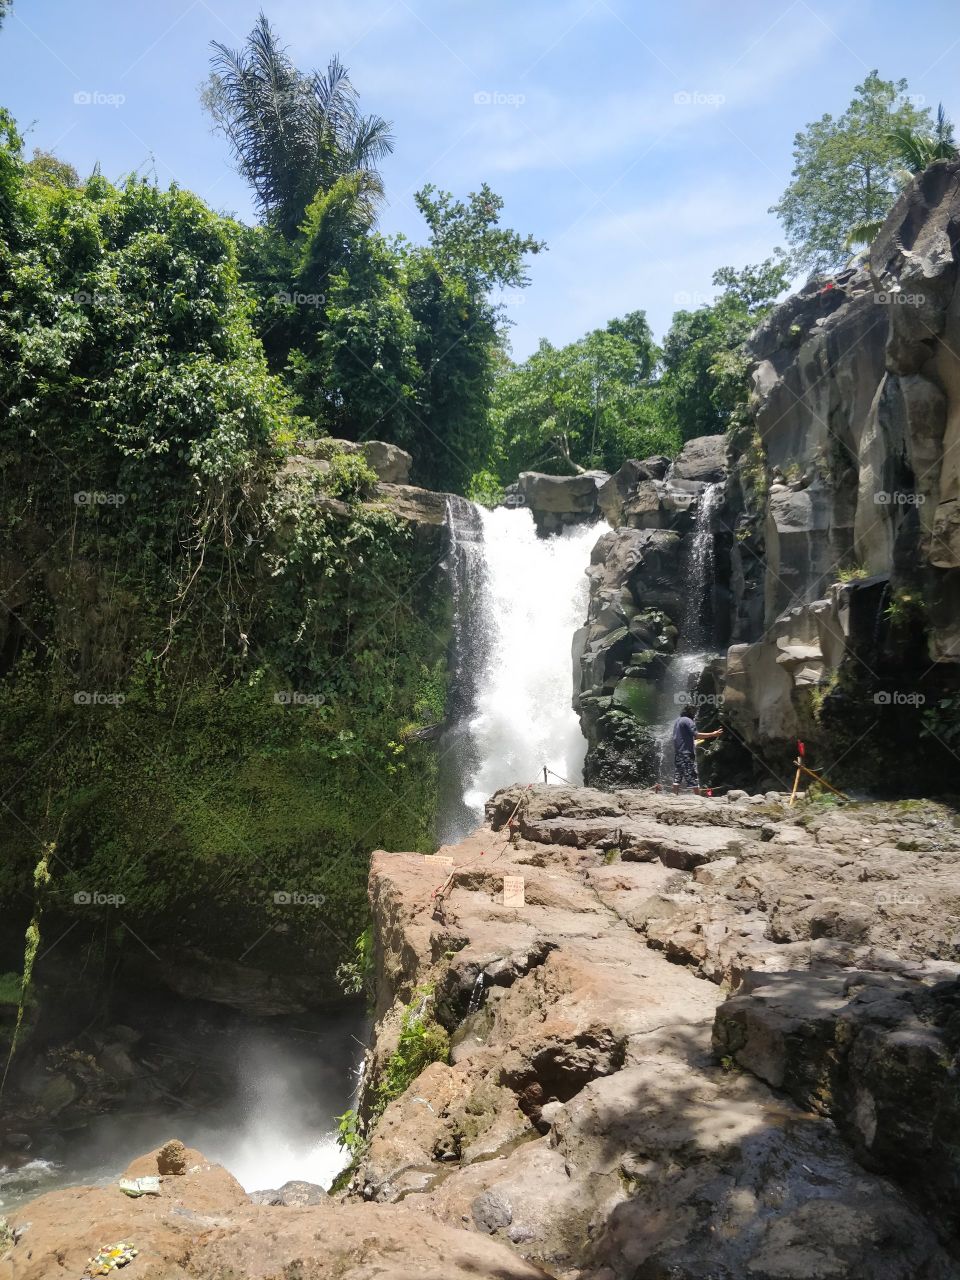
[674,748,699,789]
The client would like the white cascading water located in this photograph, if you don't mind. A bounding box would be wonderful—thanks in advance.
[458,505,605,822]
[654,480,723,779]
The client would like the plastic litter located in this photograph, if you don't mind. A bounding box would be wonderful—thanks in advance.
[118,1176,161,1197]
[83,1241,138,1276]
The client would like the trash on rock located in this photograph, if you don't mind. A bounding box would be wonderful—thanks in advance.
[118,1176,161,1197]
[83,1240,138,1275]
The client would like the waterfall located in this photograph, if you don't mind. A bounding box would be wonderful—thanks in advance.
[438,503,602,842]
[678,481,722,651]
[655,481,723,779]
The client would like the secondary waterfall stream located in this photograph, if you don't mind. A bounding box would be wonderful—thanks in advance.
[439,502,602,842]
[654,480,723,780]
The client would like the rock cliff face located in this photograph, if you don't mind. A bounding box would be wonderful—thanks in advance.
[721,161,960,787]
[573,163,960,793]
[573,435,729,787]
[346,786,960,1278]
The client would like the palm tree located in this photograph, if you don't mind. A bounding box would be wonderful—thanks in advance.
[204,13,393,239]
[844,104,959,251]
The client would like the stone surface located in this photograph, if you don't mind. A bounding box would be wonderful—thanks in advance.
[300,436,413,484]
[347,786,959,1278]
[4,1146,549,1280]
[574,443,727,787]
[517,470,608,533]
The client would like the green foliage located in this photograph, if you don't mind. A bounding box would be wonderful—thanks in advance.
[921,693,960,754]
[202,19,542,496]
[466,468,506,508]
[2,845,50,1092]
[322,450,380,501]
[372,985,449,1117]
[336,927,374,1000]
[203,13,393,239]
[770,71,932,272]
[885,587,926,637]
[658,256,791,444]
[0,117,451,985]
[335,1107,364,1156]
[0,973,24,1006]
[491,315,672,478]
[837,565,868,582]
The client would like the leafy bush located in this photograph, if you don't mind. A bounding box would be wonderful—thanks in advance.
[322,451,379,501]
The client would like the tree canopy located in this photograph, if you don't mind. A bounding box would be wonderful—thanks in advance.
[771,71,932,273]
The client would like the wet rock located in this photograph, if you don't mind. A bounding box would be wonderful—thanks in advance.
[36,1074,78,1116]
[517,470,607,534]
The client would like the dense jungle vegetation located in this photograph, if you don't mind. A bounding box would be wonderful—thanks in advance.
[0,2,954,999]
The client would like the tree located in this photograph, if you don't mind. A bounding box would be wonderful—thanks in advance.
[26,148,80,189]
[605,310,658,382]
[658,256,791,442]
[203,12,393,239]
[492,321,676,480]
[771,72,932,273]
[845,104,959,250]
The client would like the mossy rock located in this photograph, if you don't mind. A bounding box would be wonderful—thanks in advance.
[612,677,658,722]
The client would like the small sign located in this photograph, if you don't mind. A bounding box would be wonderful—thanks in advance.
[502,875,525,907]
[423,855,454,868]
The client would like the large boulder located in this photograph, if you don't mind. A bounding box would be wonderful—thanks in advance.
[517,470,608,534]
[299,436,413,484]
[669,433,727,482]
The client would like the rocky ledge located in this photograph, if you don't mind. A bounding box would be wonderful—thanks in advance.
[0,1144,546,1280]
[350,785,960,1278]
[6,787,958,1279]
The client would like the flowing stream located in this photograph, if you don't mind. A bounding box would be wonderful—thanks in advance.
[654,481,723,780]
[439,503,603,842]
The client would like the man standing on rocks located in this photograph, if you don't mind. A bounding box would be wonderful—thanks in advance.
[672,709,722,794]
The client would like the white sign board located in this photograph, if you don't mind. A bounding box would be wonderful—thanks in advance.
[502,875,525,908]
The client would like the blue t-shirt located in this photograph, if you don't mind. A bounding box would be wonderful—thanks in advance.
[673,714,696,754]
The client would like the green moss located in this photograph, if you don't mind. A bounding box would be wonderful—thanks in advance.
[371,985,449,1119]
[0,493,451,986]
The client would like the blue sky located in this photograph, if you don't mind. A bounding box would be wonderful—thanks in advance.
[2,0,959,358]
